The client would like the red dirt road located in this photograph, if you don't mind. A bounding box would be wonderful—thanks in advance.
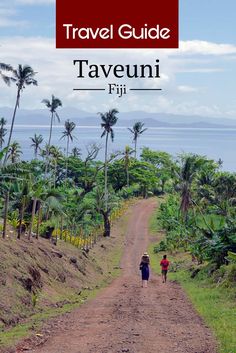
[27,199,217,353]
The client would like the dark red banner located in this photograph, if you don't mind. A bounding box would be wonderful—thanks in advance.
[56,0,179,49]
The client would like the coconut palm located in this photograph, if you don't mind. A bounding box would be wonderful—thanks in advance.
[128,122,147,159]
[61,119,76,180]
[0,117,7,150]
[30,133,43,159]
[42,95,62,148]
[120,146,135,187]
[0,63,13,85]
[99,108,119,211]
[3,64,37,166]
[176,154,205,220]
[7,141,22,164]
[49,146,63,188]
[61,120,76,157]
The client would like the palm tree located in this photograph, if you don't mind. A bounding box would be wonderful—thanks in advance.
[120,146,134,187]
[7,141,22,164]
[99,108,119,211]
[30,134,43,159]
[3,64,37,166]
[128,122,147,159]
[42,95,62,173]
[61,119,76,180]
[61,120,76,157]
[42,95,62,148]
[0,117,7,150]
[176,154,204,220]
[49,145,63,188]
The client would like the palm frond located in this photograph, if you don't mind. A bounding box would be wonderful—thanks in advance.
[110,129,115,142]
[101,130,106,138]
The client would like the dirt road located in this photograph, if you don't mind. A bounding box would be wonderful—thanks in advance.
[25,199,217,353]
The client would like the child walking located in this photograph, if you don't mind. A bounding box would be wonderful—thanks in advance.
[160,254,170,283]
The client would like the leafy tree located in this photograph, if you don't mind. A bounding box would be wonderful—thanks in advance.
[99,109,119,211]
[3,65,37,166]
[92,187,119,237]
[71,147,81,158]
[141,148,173,193]
[30,134,43,159]
[212,173,236,216]
[128,121,147,159]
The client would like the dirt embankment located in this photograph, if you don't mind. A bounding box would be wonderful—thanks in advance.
[0,208,128,342]
[14,199,217,353]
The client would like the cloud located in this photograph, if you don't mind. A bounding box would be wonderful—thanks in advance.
[178,40,236,56]
[0,5,28,27]
[0,36,236,118]
[15,0,54,4]
[178,85,198,93]
[0,18,28,27]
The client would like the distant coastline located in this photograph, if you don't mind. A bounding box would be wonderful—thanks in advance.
[1,106,236,129]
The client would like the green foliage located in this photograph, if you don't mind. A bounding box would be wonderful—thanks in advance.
[227,251,236,263]
[153,240,167,253]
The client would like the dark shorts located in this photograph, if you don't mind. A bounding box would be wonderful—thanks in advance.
[162,269,168,275]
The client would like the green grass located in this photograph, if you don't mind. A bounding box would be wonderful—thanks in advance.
[149,244,236,353]
[169,270,236,353]
[148,202,236,353]
[149,209,160,234]
[149,245,236,353]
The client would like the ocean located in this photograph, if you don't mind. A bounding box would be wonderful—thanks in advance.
[6,125,236,172]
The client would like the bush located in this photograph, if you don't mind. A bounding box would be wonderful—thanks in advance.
[153,240,167,253]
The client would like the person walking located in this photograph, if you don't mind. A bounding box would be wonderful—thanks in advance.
[139,252,150,288]
[160,254,170,283]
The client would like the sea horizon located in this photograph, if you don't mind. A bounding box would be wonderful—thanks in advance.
[3,125,236,172]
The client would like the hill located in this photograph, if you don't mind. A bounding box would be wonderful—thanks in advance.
[0,106,236,128]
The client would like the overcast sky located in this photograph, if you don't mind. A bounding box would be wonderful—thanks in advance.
[0,0,236,119]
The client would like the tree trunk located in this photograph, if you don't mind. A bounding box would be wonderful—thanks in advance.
[48,112,53,147]
[126,165,129,187]
[28,198,37,240]
[134,138,137,159]
[54,160,57,188]
[60,215,63,240]
[161,180,165,193]
[3,89,20,166]
[104,132,109,211]
[17,198,25,239]
[2,191,9,239]
[36,201,41,240]
[45,112,53,174]
[66,136,69,181]
[102,210,111,237]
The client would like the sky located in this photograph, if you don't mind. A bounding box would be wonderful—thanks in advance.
[0,0,236,120]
